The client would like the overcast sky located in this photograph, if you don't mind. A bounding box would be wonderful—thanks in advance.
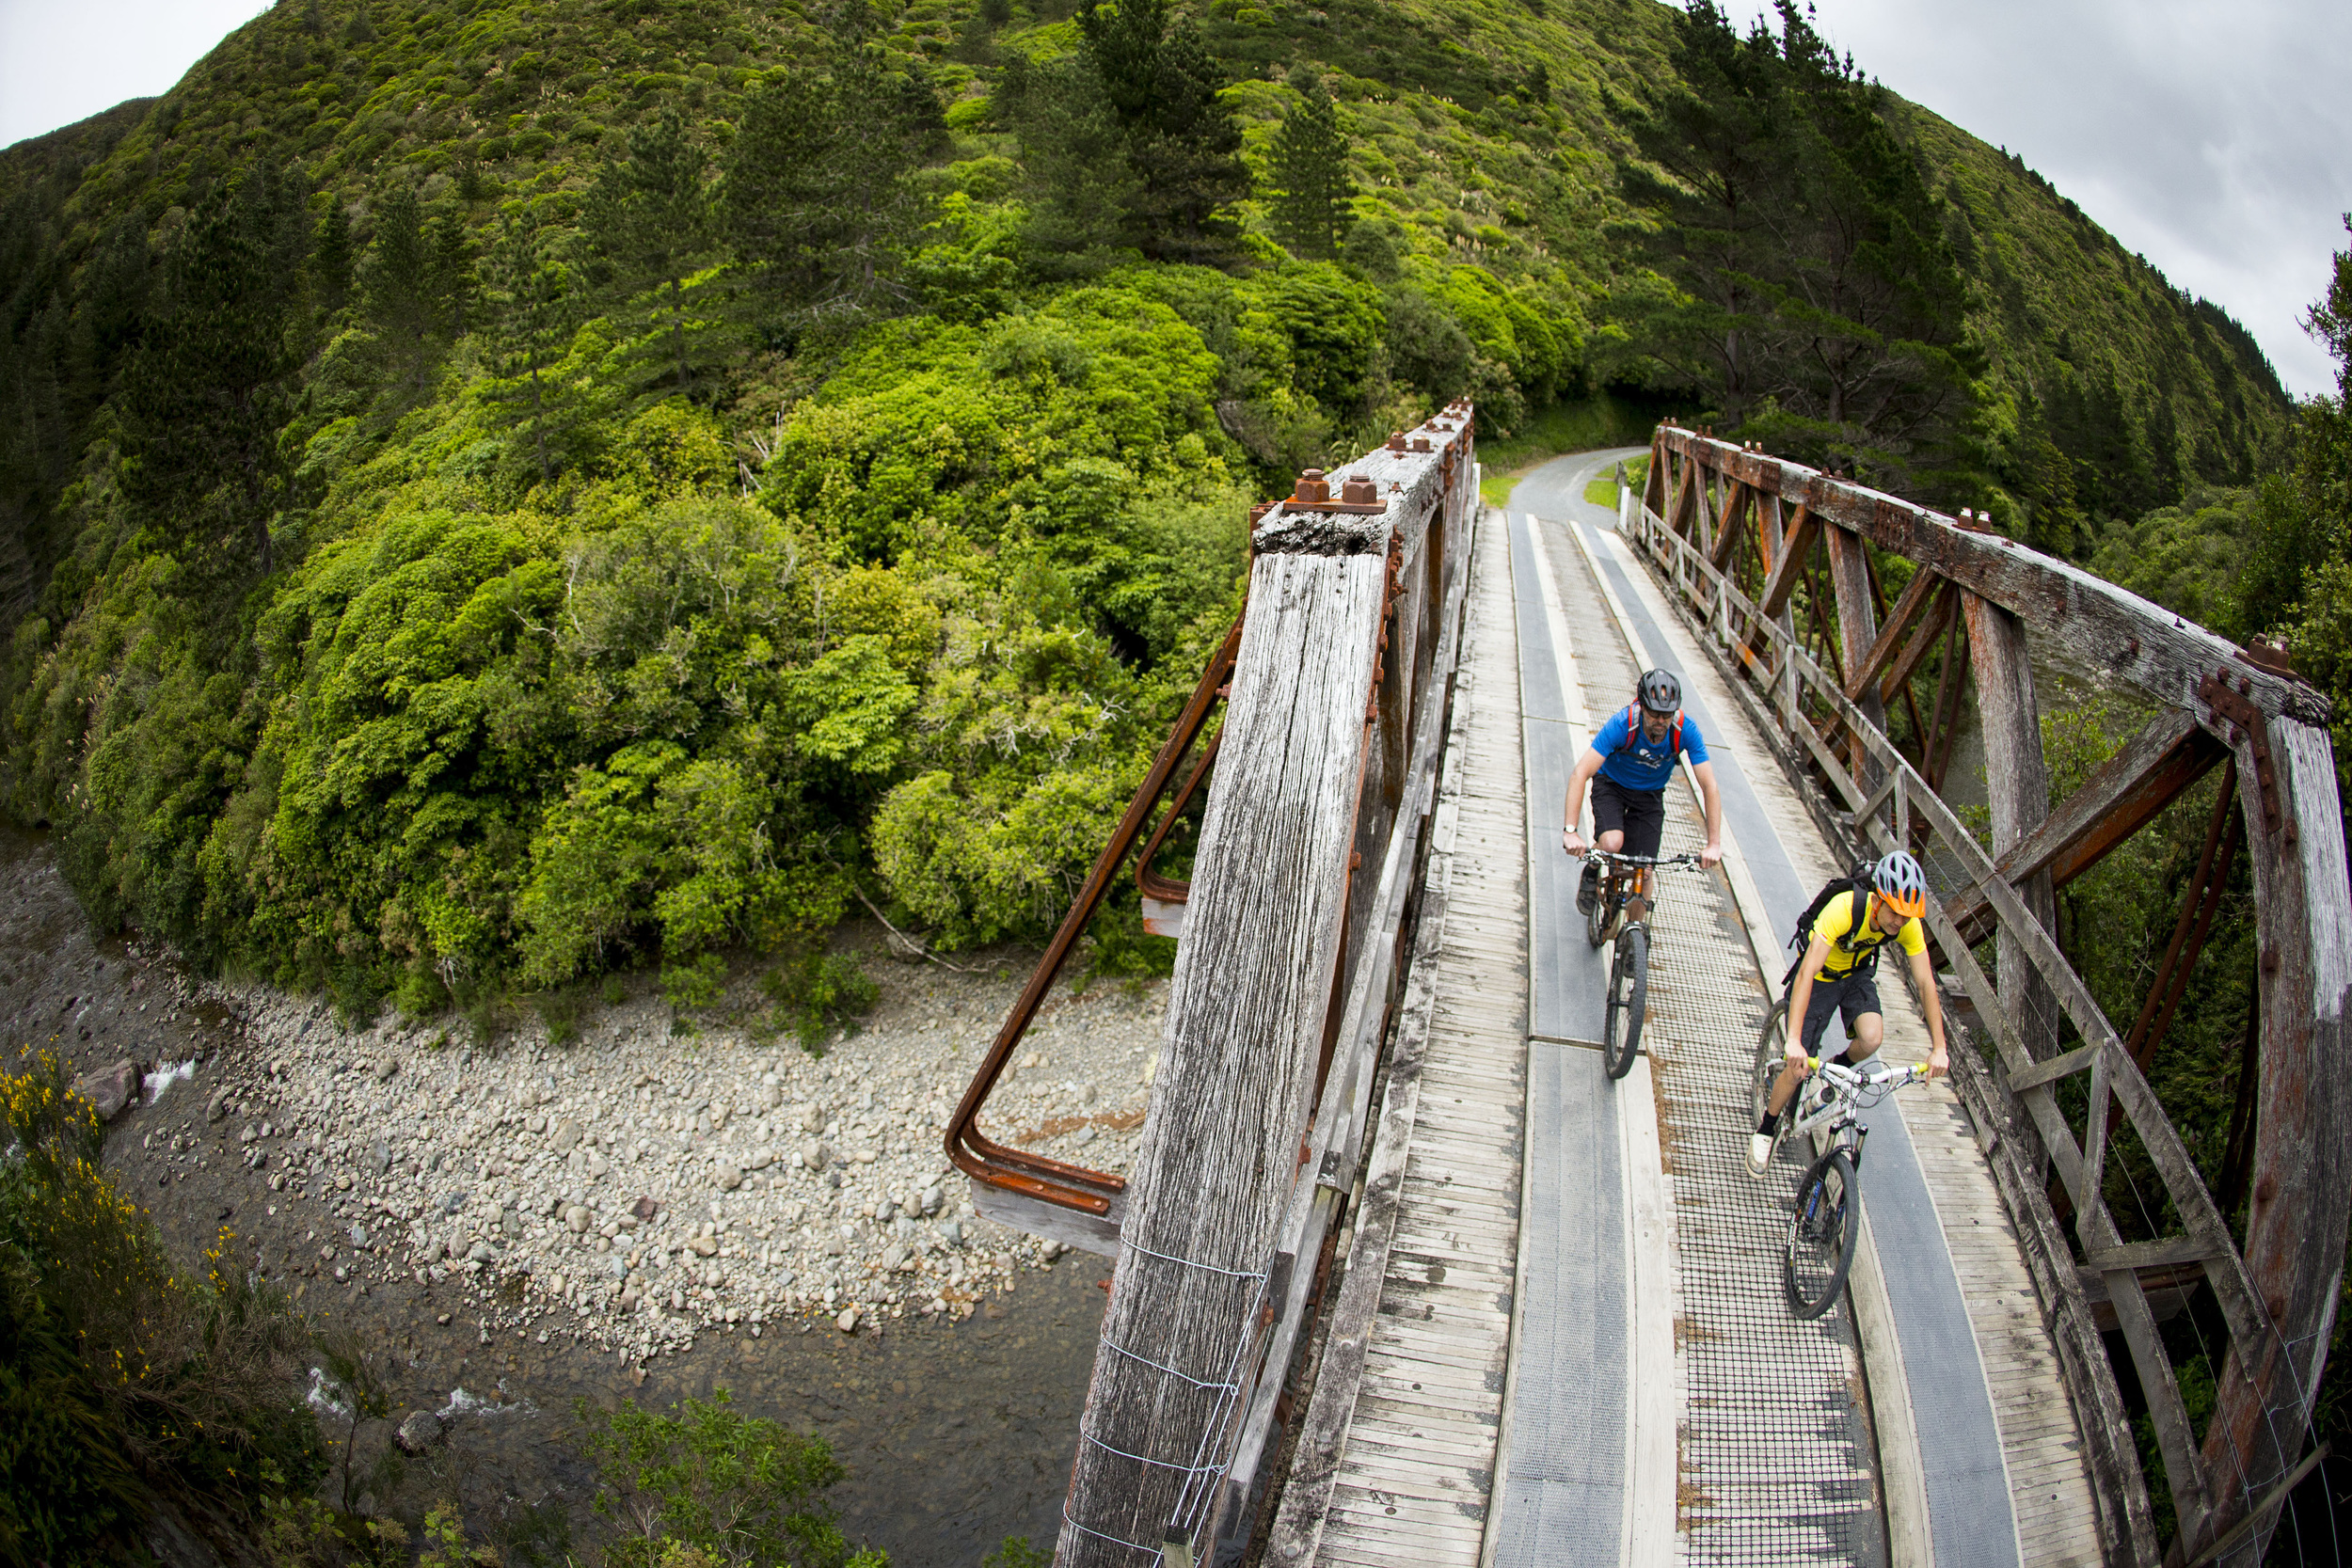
[4,0,2346,396]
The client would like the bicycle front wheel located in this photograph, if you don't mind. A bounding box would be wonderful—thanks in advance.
[1603,925,1648,1080]
[1784,1146,1860,1320]
[1750,997,1789,1127]
[1585,876,1612,948]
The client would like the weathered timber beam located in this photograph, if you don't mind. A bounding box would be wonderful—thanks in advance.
[2007,1043,2098,1094]
[1847,565,1943,701]
[1965,593,2064,1086]
[2199,715,2352,1563]
[1708,479,1750,572]
[1943,708,2227,945]
[1824,528,1883,784]
[2085,1237,2229,1274]
[1656,427,2329,729]
[1740,503,1821,659]
[1058,548,1389,1567]
[1879,581,1956,705]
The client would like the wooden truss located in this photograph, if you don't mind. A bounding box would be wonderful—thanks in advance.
[1633,426,2352,1568]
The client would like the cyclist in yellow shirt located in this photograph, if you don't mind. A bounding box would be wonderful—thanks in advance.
[1747,851,1949,1177]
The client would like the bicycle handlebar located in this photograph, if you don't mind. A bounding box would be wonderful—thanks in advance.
[1582,850,1703,869]
[1804,1056,1929,1090]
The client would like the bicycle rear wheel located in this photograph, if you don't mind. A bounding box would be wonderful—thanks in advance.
[1783,1146,1860,1320]
[1603,925,1647,1080]
[1750,997,1789,1127]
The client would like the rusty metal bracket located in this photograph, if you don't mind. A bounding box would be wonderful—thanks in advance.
[945,611,1247,1217]
[2200,671,2288,840]
[1290,467,1388,515]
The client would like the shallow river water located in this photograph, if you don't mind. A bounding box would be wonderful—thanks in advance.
[0,823,1106,1564]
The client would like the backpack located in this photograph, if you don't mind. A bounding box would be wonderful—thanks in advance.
[1612,703,1685,761]
[1781,859,1883,987]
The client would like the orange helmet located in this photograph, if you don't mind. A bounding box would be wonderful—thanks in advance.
[1872,851,1928,919]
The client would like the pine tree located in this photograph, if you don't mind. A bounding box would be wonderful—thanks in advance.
[426,207,476,338]
[117,168,296,573]
[1074,0,1248,262]
[311,198,354,312]
[723,41,943,324]
[482,214,577,486]
[586,110,717,394]
[1265,80,1355,261]
[360,182,435,392]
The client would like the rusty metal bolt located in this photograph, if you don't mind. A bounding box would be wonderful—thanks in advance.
[1292,468,1331,505]
[1410,436,1432,453]
[1387,432,1408,452]
[1390,480,1403,493]
[1340,473,1379,506]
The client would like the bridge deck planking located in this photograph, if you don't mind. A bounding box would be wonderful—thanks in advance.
[1311,493,1530,1568]
[1582,506,2102,1567]
[1529,499,1884,1566]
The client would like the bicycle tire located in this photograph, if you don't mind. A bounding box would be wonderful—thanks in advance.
[1783,1146,1861,1320]
[1603,925,1647,1080]
[1750,998,1789,1127]
[1585,874,1611,949]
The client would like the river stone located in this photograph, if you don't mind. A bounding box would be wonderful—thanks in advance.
[349,1223,369,1249]
[373,1058,397,1084]
[392,1409,442,1455]
[851,1148,877,1164]
[801,1139,831,1168]
[240,1122,259,1144]
[73,1059,139,1121]
[466,1241,498,1264]
[551,1118,581,1149]
[526,1114,547,1133]
[688,1234,719,1258]
[921,1184,944,1215]
[587,1151,611,1178]
[748,1148,772,1171]
[882,1244,908,1271]
[761,1083,784,1110]
[206,1088,230,1123]
[632,1196,660,1221]
[836,1307,861,1332]
[372,1139,391,1174]
[565,1205,591,1233]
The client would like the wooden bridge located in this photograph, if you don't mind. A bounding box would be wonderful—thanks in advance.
[945,411,2352,1567]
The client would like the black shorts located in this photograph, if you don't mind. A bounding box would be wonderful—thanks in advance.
[1590,776,1666,860]
[1799,966,1882,1055]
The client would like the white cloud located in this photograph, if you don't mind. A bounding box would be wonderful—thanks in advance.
[1,0,271,152]
[1715,0,2352,396]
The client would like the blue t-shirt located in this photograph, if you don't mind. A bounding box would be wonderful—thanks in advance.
[1591,706,1708,791]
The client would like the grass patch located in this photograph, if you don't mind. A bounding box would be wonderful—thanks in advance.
[1476,392,1664,508]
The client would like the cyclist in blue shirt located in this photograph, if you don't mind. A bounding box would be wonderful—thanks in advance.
[1562,669,1724,912]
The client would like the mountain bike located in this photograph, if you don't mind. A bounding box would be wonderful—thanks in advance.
[1748,993,1927,1318]
[1581,850,1700,1080]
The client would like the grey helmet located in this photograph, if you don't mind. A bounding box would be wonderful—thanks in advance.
[1637,668,1682,716]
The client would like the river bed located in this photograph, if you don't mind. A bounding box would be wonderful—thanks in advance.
[0,822,1120,1565]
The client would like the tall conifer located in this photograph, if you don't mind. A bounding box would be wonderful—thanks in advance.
[1265,80,1355,261]
[586,110,716,394]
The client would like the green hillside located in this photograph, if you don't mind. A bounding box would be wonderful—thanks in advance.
[0,0,2296,1022]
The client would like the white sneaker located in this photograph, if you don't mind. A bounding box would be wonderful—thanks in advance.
[1745,1132,1775,1178]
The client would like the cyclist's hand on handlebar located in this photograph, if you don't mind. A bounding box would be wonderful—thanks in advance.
[1563,828,1586,857]
[1927,1044,1948,1081]
[1701,841,1724,870]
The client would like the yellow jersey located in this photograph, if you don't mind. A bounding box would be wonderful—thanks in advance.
[1809,889,1925,976]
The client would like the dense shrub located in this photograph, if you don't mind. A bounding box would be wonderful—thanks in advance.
[0,1053,325,1560]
